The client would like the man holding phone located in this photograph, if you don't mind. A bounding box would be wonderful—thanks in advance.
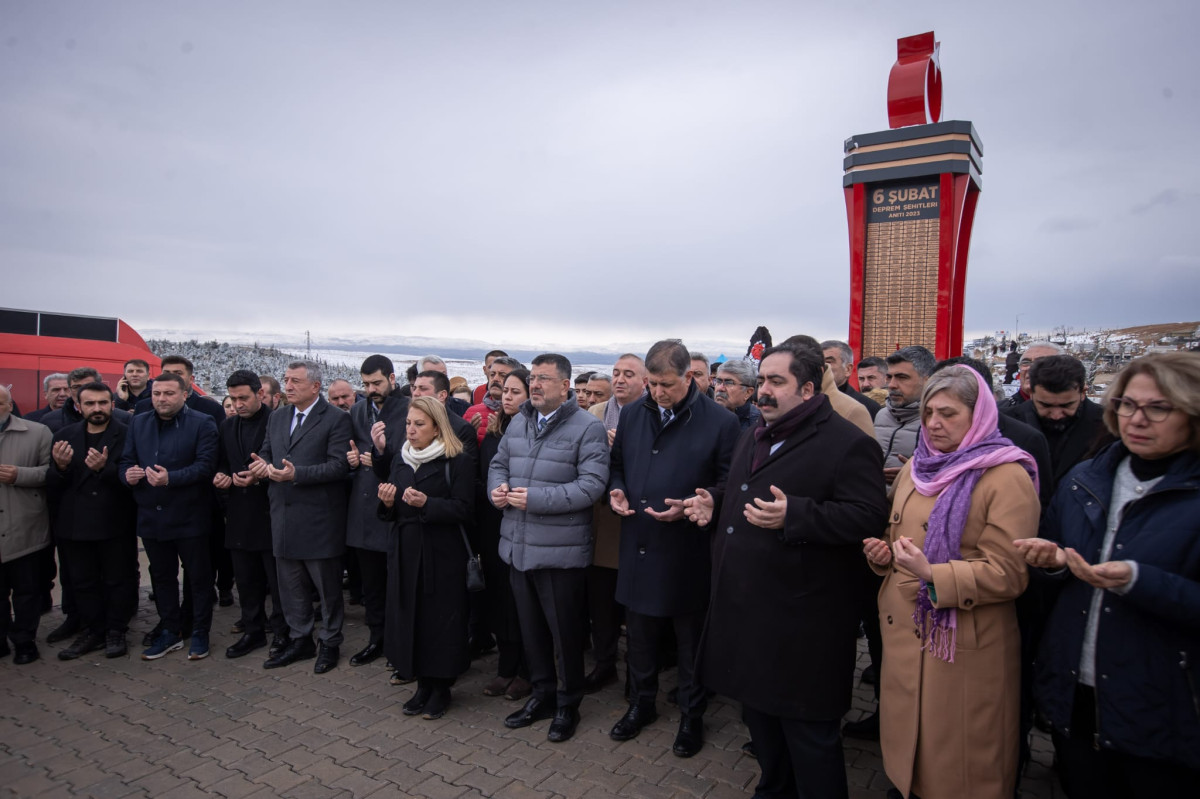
[115,359,153,411]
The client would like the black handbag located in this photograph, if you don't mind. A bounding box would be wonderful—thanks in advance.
[445,461,485,593]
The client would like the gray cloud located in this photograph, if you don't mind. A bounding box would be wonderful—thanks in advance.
[2,1,1199,352]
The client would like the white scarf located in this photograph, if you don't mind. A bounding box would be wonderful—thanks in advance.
[401,438,446,472]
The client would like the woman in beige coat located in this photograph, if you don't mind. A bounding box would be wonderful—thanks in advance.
[864,365,1040,799]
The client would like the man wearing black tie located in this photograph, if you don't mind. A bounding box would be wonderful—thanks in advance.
[249,360,351,674]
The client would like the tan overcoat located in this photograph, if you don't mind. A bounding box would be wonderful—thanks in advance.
[588,400,620,569]
[822,365,874,437]
[874,461,1038,799]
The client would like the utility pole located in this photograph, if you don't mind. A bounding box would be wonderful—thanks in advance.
[306,330,311,358]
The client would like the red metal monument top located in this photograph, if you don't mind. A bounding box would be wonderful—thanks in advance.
[887,32,942,128]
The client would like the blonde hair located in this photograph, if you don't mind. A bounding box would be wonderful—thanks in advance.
[409,396,464,458]
[1101,352,1200,452]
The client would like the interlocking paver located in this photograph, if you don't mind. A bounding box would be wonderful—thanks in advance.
[0,581,1063,799]
[453,765,515,796]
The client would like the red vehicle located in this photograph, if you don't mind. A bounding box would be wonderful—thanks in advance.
[0,308,161,415]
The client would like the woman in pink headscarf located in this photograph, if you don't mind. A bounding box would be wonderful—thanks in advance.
[863,365,1040,799]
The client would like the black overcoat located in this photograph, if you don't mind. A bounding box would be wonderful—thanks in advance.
[610,382,741,616]
[380,451,474,680]
[347,394,408,553]
[216,406,273,551]
[46,419,135,541]
[698,398,889,720]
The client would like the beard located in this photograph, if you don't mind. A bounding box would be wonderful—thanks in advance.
[1039,413,1078,435]
[88,412,111,425]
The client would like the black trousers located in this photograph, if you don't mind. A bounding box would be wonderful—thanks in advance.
[855,561,883,701]
[1053,684,1200,798]
[742,704,848,799]
[510,566,587,708]
[143,536,213,636]
[52,543,77,616]
[625,607,706,718]
[485,554,526,679]
[229,548,286,639]
[343,546,362,601]
[0,549,45,645]
[586,565,622,672]
[356,547,387,644]
[210,514,234,594]
[60,537,138,635]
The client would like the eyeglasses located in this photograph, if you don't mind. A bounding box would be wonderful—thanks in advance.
[1110,397,1176,422]
[712,378,753,389]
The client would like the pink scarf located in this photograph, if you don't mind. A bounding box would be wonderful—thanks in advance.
[908,366,1038,661]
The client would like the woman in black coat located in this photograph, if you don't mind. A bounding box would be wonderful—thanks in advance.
[477,369,532,700]
[378,396,474,720]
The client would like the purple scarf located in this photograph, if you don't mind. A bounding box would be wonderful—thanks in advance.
[908,367,1039,662]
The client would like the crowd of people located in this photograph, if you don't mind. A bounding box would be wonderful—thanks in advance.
[1,337,1197,799]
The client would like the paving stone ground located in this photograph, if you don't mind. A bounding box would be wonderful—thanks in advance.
[1,563,1063,798]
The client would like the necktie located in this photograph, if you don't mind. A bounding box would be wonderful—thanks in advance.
[537,416,547,432]
[662,408,674,425]
[291,411,305,438]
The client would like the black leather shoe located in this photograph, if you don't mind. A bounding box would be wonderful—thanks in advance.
[263,636,316,669]
[350,641,384,667]
[218,590,234,607]
[583,665,617,694]
[421,686,451,720]
[402,683,433,716]
[225,632,267,659]
[313,643,339,674]
[609,702,658,741]
[672,716,704,758]
[105,631,127,659]
[547,705,580,743]
[46,616,81,644]
[14,642,40,665]
[504,697,556,729]
[842,710,880,740]
[58,630,106,660]
[268,635,289,658]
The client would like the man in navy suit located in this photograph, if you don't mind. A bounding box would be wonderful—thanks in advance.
[250,360,351,675]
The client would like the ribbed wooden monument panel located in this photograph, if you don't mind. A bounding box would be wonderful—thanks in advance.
[863,206,940,356]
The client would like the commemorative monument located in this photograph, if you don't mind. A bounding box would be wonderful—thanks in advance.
[843,32,983,360]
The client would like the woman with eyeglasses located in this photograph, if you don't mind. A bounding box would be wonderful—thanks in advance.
[1014,351,1200,797]
[477,369,533,701]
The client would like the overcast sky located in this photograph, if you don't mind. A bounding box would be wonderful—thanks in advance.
[2,1,1197,353]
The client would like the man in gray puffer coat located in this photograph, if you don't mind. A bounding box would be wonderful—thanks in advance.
[872,345,935,486]
[488,353,610,744]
